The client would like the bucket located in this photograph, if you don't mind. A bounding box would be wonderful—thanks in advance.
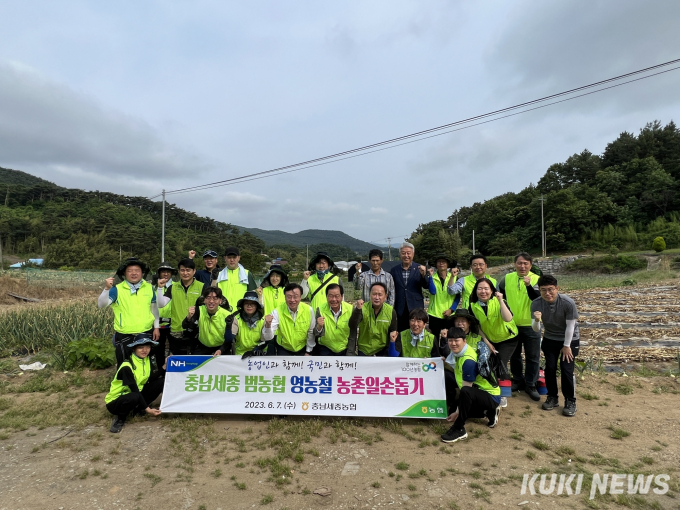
[499,379,512,397]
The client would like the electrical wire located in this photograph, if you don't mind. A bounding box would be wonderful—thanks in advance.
[150,58,680,198]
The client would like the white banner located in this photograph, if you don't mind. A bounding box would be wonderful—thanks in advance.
[160,355,447,419]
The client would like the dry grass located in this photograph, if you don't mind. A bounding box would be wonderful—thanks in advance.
[0,275,98,307]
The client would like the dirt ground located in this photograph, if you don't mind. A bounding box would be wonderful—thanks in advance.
[1,282,680,510]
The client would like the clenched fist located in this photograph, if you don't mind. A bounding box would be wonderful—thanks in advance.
[389,330,399,342]
[533,311,542,322]
[188,250,196,259]
[302,271,311,280]
[264,314,274,328]
[104,277,115,290]
[187,306,196,319]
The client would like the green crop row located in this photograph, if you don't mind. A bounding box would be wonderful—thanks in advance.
[0,303,113,356]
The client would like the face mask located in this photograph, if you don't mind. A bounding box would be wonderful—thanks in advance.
[451,343,468,358]
[316,269,330,279]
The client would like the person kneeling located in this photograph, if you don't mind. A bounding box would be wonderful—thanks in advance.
[105,334,164,434]
[441,328,501,443]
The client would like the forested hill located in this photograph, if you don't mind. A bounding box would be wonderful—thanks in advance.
[408,120,680,262]
[237,227,378,253]
[0,168,265,270]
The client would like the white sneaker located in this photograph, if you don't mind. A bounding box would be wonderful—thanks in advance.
[500,396,508,408]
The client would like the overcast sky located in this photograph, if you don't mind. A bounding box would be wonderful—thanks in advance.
[1,1,679,245]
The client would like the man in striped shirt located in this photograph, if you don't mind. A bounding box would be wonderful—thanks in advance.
[353,249,395,306]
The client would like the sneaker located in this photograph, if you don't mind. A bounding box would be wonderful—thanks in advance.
[110,416,126,434]
[525,386,541,401]
[562,399,577,417]
[511,381,525,392]
[487,405,501,428]
[500,396,508,408]
[542,396,559,411]
[441,426,468,443]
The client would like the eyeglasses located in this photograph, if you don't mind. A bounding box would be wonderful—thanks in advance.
[471,263,486,268]
[539,287,557,294]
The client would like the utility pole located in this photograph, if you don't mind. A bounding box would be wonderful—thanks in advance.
[119,246,122,263]
[306,244,309,268]
[472,230,475,255]
[387,238,392,261]
[540,194,546,257]
[456,213,459,232]
[161,189,166,262]
[0,235,3,270]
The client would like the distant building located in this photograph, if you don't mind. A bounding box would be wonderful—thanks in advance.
[9,258,44,269]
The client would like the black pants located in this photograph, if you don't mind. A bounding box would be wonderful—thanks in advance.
[154,329,170,368]
[192,343,221,356]
[490,338,518,381]
[168,331,193,356]
[453,385,499,430]
[113,329,154,366]
[542,338,579,401]
[444,369,458,414]
[510,326,541,388]
[358,345,389,357]
[397,307,410,333]
[105,377,165,419]
[318,345,346,356]
[272,343,306,356]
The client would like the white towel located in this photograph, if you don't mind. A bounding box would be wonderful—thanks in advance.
[216,264,249,285]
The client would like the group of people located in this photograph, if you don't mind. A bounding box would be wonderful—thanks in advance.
[99,243,581,441]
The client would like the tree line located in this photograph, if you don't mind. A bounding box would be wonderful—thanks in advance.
[409,120,680,263]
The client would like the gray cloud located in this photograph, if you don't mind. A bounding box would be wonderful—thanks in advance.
[0,61,208,182]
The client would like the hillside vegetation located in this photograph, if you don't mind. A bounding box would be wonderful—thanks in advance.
[409,120,680,262]
[0,169,265,270]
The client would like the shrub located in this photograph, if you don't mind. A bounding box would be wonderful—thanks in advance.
[652,237,666,252]
[66,337,116,369]
[565,255,646,274]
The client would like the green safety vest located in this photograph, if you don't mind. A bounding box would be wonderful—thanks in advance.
[275,302,312,353]
[217,268,250,309]
[105,354,152,404]
[453,346,501,396]
[111,281,156,334]
[504,272,539,327]
[170,279,204,333]
[317,302,353,353]
[158,283,172,324]
[466,332,483,350]
[428,273,457,318]
[306,273,341,311]
[459,274,497,310]
[198,305,229,348]
[262,286,284,315]
[234,315,265,355]
[400,330,435,358]
[357,302,394,356]
[470,297,518,342]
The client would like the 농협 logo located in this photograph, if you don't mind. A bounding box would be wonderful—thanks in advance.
[301,402,309,411]
[421,362,437,372]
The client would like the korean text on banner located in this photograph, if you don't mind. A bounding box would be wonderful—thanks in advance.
[160,356,447,419]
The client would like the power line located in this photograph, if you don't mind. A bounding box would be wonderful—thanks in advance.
[154,58,680,198]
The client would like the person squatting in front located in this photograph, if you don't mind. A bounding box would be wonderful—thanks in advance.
[314,283,353,356]
[222,290,275,356]
[440,327,501,443]
[183,286,232,356]
[99,257,169,366]
[105,334,165,434]
[531,275,580,417]
[349,282,398,356]
[389,308,440,358]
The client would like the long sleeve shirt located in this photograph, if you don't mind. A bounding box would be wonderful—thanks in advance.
[98,287,161,329]
[353,268,395,306]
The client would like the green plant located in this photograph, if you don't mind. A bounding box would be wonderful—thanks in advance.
[143,473,162,487]
[652,236,666,252]
[66,337,116,369]
[608,425,630,440]
[531,440,550,451]
[396,461,409,471]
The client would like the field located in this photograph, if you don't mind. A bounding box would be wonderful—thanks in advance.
[0,272,679,509]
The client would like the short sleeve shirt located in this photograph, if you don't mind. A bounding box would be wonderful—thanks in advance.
[530,294,579,342]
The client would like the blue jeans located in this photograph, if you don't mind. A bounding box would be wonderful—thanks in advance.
[510,326,541,387]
